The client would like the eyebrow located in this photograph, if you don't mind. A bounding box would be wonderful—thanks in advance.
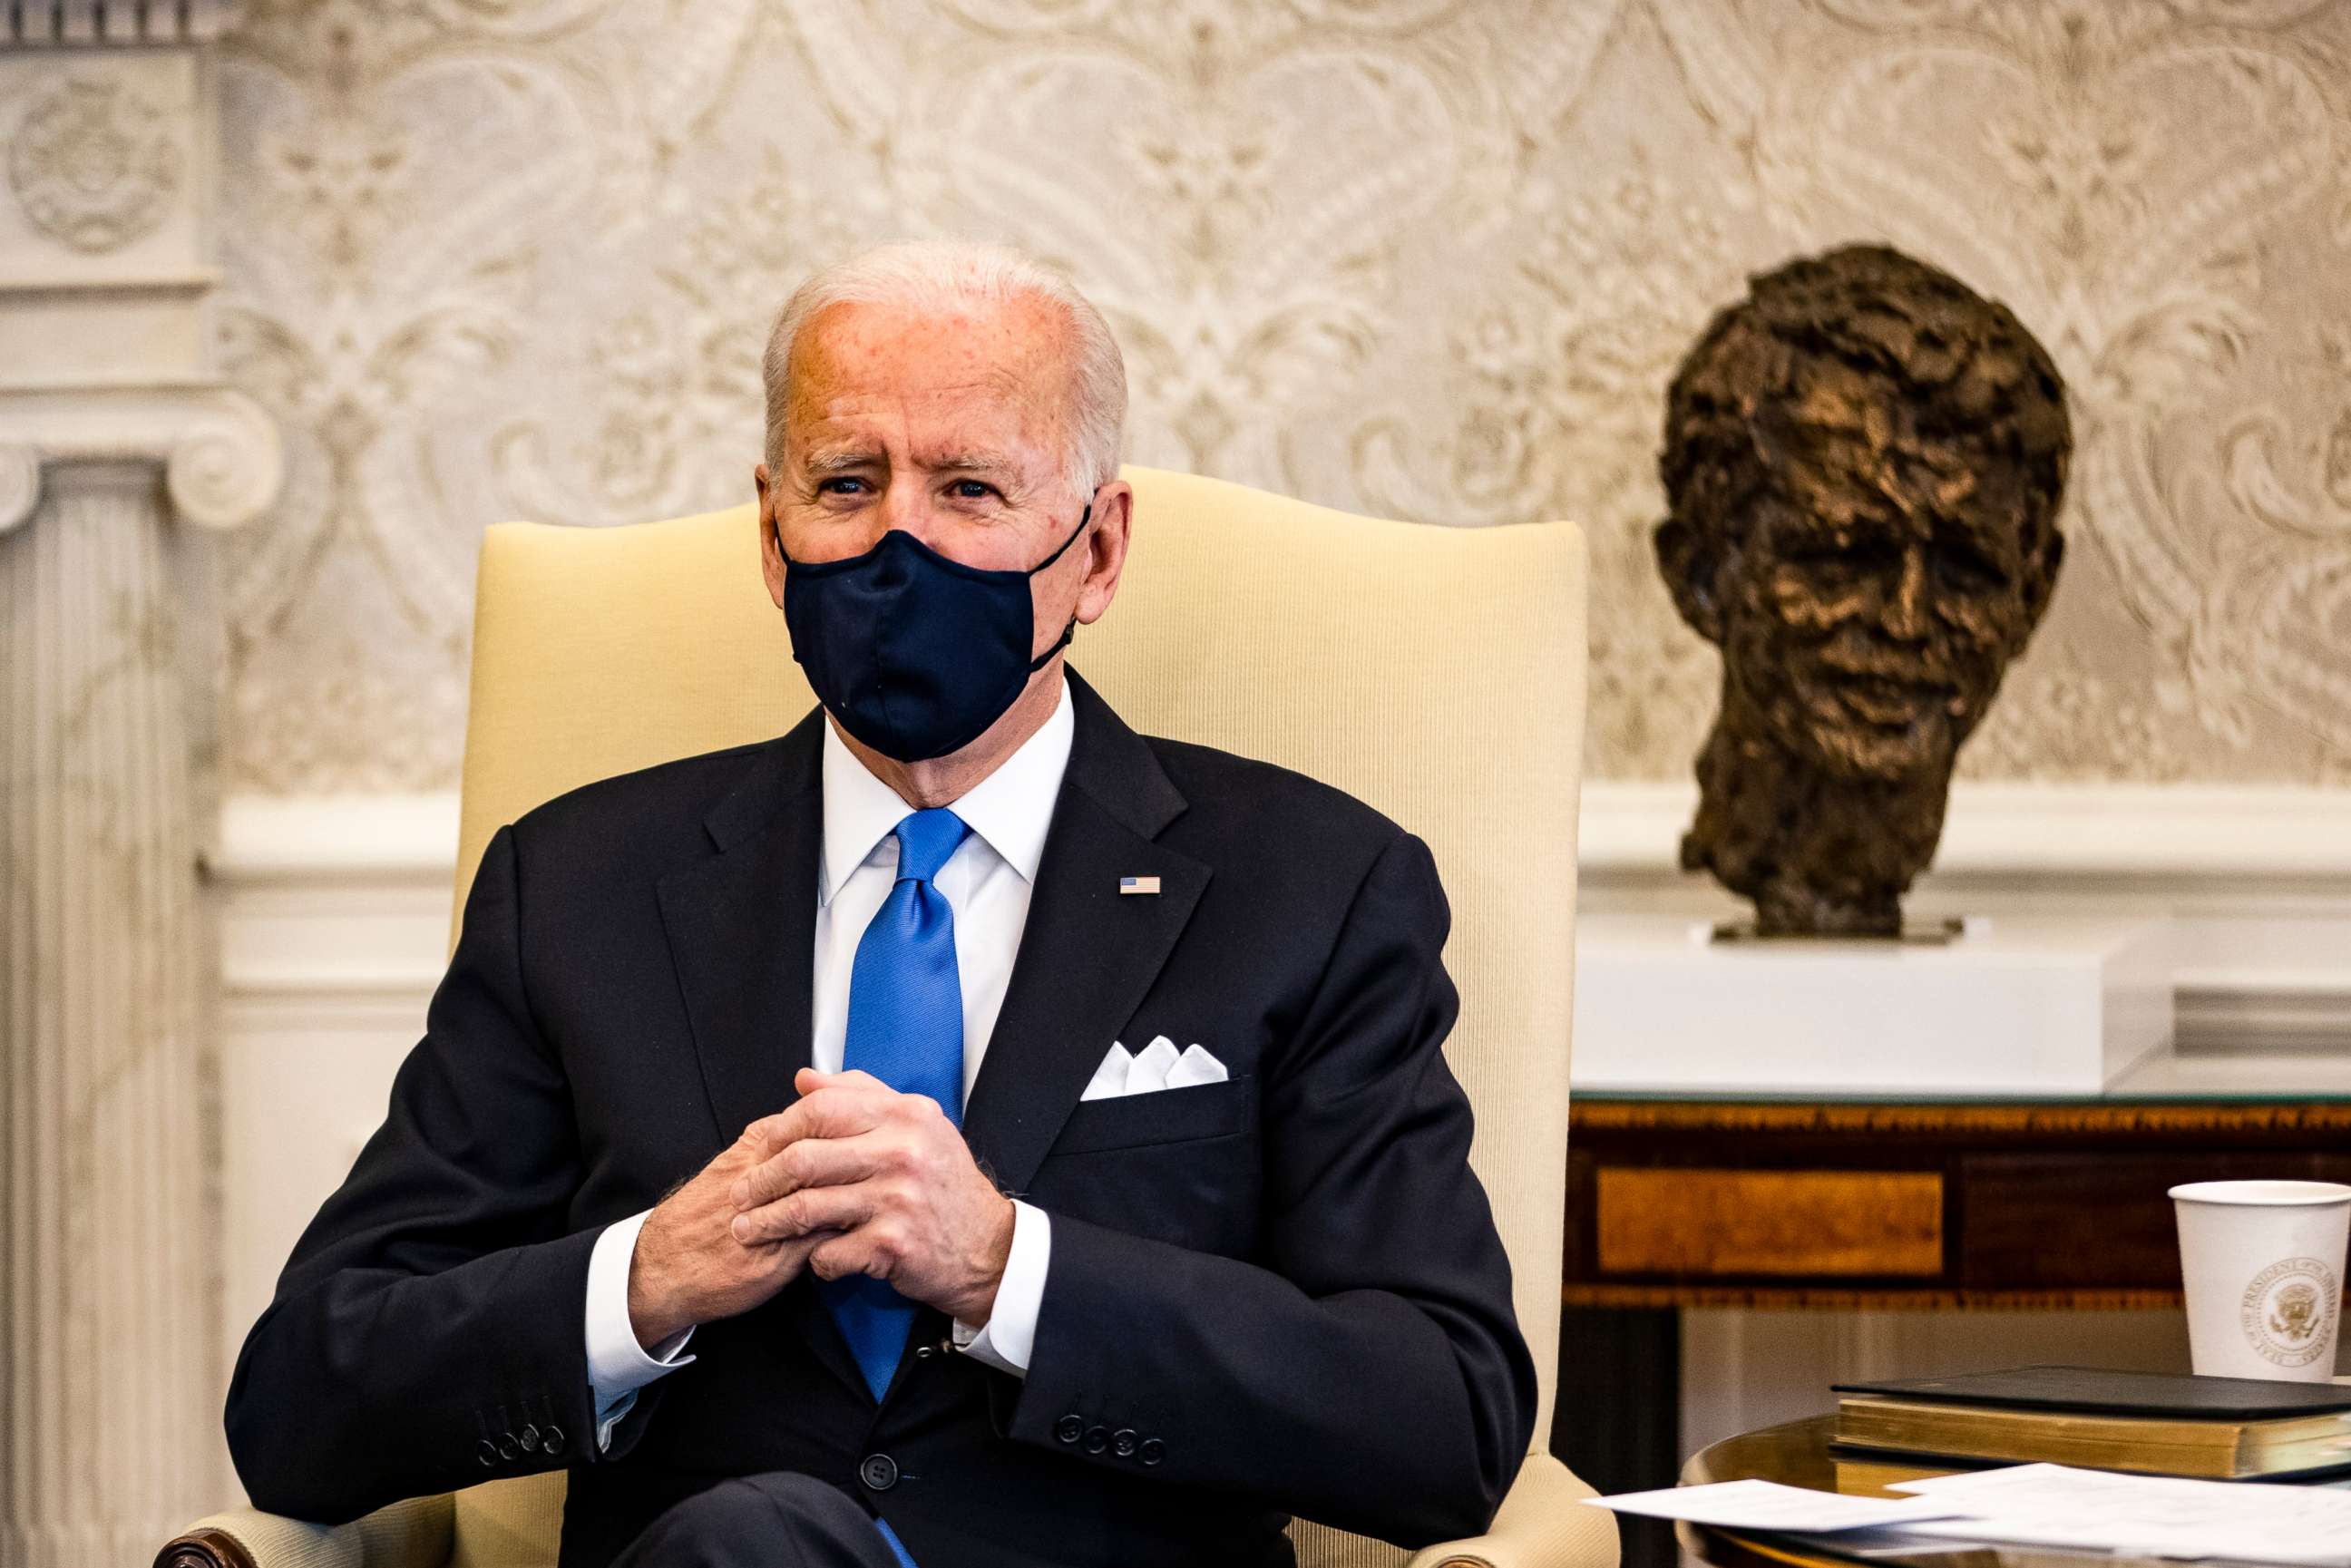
[800,449,881,476]
[796,449,1023,482]
[924,452,1021,481]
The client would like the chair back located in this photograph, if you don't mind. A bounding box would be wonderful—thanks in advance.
[452,468,1589,1567]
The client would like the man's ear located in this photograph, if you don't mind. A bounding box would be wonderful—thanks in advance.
[756,463,785,611]
[1074,479,1133,627]
[1654,514,1727,644]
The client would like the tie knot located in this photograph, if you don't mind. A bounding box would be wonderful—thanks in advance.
[892,809,969,885]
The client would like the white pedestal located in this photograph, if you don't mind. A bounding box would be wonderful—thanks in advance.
[1571,914,2176,1096]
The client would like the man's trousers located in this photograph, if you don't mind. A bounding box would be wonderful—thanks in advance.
[610,1472,908,1568]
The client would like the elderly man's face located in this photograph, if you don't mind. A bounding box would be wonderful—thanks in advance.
[1712,390,2044,781]
[757,296,1118,662]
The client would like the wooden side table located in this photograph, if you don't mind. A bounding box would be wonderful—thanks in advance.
[1548,1091,2351,1568]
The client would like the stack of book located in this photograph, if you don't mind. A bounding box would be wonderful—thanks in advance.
[1832,1366,2351,1483]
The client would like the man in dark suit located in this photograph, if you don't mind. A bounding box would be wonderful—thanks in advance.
[226,240,1534,1568]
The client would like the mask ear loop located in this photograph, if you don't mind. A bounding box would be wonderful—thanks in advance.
[1027,499,1094,671]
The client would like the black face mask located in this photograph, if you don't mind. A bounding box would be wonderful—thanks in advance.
[776,503,1090,762]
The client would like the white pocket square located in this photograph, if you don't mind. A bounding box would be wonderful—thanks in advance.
[1079,1035,1229,1100]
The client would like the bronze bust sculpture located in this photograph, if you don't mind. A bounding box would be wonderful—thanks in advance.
[1655,244,2072,937]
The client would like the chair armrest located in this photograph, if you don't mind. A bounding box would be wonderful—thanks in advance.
[154,1494,455,1568]
[1407,1452,1622,1568]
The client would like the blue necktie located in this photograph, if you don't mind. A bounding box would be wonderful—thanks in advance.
[824,807,971,1404]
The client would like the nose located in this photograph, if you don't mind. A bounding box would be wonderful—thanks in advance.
[1880,543,1930,643]
[865,482,946,559]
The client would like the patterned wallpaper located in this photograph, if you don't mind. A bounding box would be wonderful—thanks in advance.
[212,0,2351,793]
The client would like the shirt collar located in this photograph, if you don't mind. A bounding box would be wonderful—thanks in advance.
[817,677,1076,906]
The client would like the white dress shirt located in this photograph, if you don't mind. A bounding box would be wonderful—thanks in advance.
[584,681,1073,1448]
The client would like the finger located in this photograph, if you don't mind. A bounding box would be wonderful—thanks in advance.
[792,1066,887,1097]
[808,1225,900,1284]
[734,1182,877,1244]
[731,1131,886,1210]
[742,1074,859,1149]
[766,1077,902,1151]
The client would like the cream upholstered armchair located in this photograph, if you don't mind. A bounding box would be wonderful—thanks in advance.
[161,468,1614,1568]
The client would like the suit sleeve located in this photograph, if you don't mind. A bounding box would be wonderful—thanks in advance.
[225,823,629,1522]
[1003,832,1537,1546]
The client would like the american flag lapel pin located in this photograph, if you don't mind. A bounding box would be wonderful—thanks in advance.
[1119,875,1162,896]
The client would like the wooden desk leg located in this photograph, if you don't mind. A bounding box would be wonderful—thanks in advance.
[1555,1306,1681,1568]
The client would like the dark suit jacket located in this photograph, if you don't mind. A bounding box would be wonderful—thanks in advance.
[226,673,1536,1568]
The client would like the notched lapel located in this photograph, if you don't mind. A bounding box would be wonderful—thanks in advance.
[656,724,875,1401]
[962,677,1211,1196]
[656,719,824,1149]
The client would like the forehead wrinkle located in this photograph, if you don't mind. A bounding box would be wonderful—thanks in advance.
[797,297,1077,420]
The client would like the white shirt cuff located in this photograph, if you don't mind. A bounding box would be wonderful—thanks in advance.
[586,1208,695,1451]
[952,1200,1049,1377]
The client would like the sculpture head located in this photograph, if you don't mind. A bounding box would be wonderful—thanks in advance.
[1656,245,2069,784]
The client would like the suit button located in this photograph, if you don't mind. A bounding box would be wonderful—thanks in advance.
[859,1454,899,1492]
[1112,1428,1137,1458]
[474,1438,498,1466]
[1082,1425,1108,1455]
[496,1432,519,1461]
[518,1423,541,1454]
[1139,1437,1165,1466]
[541,1423,566,1457]
[1054,1415,1084,1445]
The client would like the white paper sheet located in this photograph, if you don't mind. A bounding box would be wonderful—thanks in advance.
[1581,1480,1963,1533]
[1886,1463,2351,1565]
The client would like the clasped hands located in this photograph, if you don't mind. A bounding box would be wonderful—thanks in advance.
[627,1066,1014,1352]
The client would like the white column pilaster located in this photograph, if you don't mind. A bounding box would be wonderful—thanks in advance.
[0,5,279,1564]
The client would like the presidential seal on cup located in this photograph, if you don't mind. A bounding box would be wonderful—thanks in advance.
[2171,1180,2351,1382]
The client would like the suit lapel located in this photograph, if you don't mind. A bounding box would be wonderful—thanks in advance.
[656,707,872,1398]
[961,675,1211,1198]
[657,710,826,1147]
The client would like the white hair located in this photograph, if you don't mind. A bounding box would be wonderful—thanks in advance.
[762,239,1127,502]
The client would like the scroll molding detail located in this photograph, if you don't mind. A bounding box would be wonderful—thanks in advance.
[0,385,283,530]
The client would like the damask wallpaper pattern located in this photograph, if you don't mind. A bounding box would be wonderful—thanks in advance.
[208,0,2351,792]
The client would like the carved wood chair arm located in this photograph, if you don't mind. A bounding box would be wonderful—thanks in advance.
[1407,1451,1623,1568]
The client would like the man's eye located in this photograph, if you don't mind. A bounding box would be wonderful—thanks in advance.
[817,478,870,497]
[949,480,999,502]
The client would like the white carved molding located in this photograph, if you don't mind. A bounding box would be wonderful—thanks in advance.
[0,437,35,530]
[1580,779,2351,883]
[5,1,243,46]
[9,72,182,250]
[210,782,2351,887]
[0,385,282,531]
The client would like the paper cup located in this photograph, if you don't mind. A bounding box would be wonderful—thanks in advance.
[2171,1180,2351,1381]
